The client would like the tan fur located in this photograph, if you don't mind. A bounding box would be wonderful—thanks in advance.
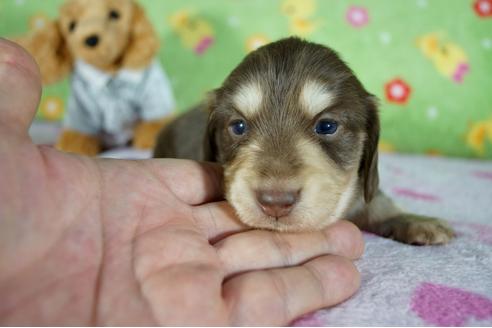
[232,81,263,117]
[371,214,455,245]
[55,130,100,156]
[133,117,174,149]
[121,3,160,69]
[13,0,166,155]
[300,80,335,117]
[14,21,72,84]
[225,136,361,232]
[390,216,454,245]
[348,191,454,245]
[15,0,156,81]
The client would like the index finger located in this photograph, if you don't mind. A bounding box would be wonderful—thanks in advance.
[223,254,361,326]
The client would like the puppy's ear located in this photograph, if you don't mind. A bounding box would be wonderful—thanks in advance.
[203,90,219,162]
[122,2,159,69]
[14,20,72,85]
[360,95,380,202]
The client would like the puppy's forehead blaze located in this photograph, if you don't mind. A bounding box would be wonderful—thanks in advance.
[300,80,335,117]
[232,82,263,117]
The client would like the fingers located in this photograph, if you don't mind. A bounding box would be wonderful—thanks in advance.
[144,159,225,205]
[191,201,248,242]
[216,220,364,277]
[223,255,360,326]
[138,262,228,326]
[0,38,41,135]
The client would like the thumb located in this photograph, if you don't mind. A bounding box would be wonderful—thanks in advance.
[0,38,42,136]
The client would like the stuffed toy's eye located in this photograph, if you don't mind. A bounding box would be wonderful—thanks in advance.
[315,119,338,135]
[109,10,120,20]
[229,119,248,136]
[68,20,77,32]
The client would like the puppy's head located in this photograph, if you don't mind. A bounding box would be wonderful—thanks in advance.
[207,37,379,232]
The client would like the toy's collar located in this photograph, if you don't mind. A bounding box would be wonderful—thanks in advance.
[75,60,147,91]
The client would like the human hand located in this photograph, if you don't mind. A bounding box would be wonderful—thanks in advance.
[0,39,364,326]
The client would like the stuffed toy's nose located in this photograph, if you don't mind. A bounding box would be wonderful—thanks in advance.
[85,35,99,48]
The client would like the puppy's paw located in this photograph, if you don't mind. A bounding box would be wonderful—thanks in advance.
[375,214,454,245]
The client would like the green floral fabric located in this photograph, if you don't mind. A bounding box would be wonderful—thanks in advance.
[1,0,491,158]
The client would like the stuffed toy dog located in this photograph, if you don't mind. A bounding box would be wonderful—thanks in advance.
[15,0,175,155]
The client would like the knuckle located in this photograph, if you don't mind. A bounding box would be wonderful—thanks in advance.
[330,256,361,292]
[310,255,360,294]
[324,220,365,259]
[271,232,295,266]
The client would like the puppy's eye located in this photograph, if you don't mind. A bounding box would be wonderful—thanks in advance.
[315,119,338,135]
[68,20,77,32]
[229,119,248,136]
[109,9,120,20]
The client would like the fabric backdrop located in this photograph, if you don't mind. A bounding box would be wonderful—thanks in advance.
[1,0,491,158]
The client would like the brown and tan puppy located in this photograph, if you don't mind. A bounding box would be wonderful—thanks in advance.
[154,37,454,245]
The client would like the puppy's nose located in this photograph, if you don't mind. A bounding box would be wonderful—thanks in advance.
[256,190,300,218]
[85,35,99,48]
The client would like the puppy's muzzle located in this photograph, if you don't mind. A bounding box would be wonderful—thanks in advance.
[256,189,300,218]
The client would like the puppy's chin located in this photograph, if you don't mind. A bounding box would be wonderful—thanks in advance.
[233,209,341,233]
[224,139,361,232]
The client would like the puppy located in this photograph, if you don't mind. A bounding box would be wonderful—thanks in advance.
[154,37,454,245]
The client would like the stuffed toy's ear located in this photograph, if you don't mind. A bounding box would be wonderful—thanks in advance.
[14,20,72,85]
[122,2,159,69]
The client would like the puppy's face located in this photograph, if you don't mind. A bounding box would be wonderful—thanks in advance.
[59,0,134,69]
[208,38,379,232]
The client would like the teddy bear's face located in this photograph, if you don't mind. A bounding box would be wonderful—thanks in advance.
[59,0,134,71]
